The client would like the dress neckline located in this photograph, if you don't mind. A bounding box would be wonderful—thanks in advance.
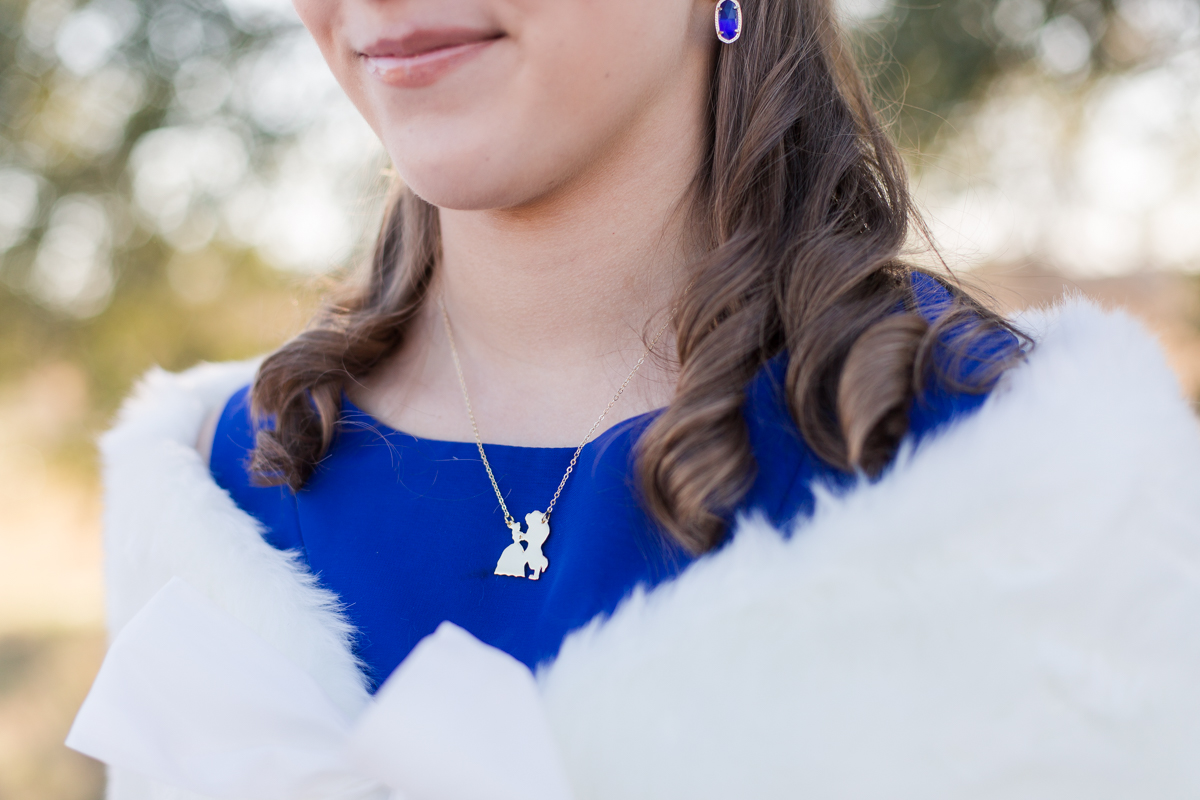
[338,394,664,455]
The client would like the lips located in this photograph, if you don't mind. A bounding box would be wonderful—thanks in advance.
[360,28,503,89]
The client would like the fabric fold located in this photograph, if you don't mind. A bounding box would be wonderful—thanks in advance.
[67,579,574,800]
[351,622,575,800]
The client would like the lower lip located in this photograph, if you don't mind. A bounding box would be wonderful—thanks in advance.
[363,39,498,89]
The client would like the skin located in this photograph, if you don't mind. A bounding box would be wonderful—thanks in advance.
[291,0,718,446]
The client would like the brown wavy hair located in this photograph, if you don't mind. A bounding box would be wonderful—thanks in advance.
[251,0,1025,554]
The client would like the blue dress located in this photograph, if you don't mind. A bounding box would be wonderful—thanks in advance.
[210,276,1014,688]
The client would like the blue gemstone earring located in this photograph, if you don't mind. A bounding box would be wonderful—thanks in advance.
[715,0,743,43]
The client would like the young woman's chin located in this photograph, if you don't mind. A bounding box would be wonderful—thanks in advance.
[396,158,554,212]
[379,102,631,212]
[378,129,561,211]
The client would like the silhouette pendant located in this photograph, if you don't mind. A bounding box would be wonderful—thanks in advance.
[494,510,552,581]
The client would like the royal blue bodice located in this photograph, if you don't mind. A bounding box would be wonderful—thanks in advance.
[210,276,1013,689]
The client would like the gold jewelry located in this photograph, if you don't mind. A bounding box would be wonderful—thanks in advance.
[439,300,671,581]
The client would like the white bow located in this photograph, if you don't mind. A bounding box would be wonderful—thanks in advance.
[66,578,575,800]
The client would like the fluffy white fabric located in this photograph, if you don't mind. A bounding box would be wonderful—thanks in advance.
[100,360,370,800]
[99,300,1200,799]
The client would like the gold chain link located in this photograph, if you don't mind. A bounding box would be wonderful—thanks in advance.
[439,300,671,526]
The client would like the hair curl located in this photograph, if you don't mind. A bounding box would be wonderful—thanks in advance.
[251,0,1025,554]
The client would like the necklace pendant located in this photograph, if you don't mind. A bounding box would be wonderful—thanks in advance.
[494,511,551,581]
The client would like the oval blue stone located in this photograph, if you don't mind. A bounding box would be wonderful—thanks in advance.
[717,0,741,42]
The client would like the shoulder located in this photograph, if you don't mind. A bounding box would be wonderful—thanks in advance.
[737,275,1021,523]
[99,360,369,715]
[542,306,1200,797]
[100,359,261,467]
[743,272,1020,451]
[208,384,304,555]
[207,384,256,487]
[906,271,1024,437]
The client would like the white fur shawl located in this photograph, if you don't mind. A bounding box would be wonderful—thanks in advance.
[92,299,1200,799]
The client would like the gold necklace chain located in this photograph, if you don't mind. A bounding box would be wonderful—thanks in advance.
[439,300,671,527]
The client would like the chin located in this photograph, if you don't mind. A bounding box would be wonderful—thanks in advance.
[389,139,570,212]
[398,162,526,211]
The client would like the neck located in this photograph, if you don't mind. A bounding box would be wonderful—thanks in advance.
[357,83,706,446]
[436,131,697,369]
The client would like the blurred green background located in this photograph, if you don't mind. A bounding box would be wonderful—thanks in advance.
[1,0,1198,795]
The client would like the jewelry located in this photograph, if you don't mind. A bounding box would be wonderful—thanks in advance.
[439,301,671,581]
[716,0,743,43]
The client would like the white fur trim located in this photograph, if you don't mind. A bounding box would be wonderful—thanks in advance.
[100,360,372,800]
[100,301,1200,798]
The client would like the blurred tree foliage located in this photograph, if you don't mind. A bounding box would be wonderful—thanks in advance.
[854,0,1195,146]
[0,0,330,450]
[0,0,1194,466]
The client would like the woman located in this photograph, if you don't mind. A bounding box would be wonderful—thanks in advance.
[207,0,1023,680]
[69,0,1200,797]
